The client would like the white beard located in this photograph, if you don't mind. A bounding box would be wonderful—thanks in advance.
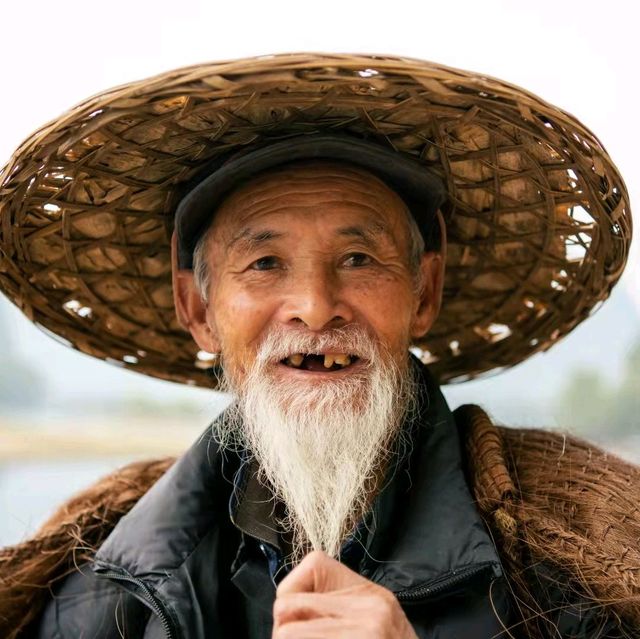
[215,325,417,563]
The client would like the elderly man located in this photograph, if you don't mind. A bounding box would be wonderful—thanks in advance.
[0,53,634,638]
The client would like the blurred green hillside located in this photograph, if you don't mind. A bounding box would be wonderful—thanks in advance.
[554,336,640,437]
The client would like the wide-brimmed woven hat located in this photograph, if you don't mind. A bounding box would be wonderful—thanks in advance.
[0,52,632,387]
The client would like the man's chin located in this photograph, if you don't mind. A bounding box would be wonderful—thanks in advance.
[239,362,375,417]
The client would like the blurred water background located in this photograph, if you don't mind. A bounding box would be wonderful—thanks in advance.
[1,0,639,548]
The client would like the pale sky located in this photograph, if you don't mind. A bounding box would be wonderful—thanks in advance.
[0,0,638,426]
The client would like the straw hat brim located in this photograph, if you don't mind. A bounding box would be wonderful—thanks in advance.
[0,52,632,387]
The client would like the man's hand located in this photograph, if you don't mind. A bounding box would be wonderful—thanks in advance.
[272,551,418,638]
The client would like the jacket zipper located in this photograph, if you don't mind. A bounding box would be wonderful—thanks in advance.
[94,561,496,632]
[395,562,498,603]
[95,569,177,638]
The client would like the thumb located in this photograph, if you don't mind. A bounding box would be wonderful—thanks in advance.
[277,551,367,595]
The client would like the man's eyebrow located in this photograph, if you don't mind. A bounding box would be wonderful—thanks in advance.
[336,223,392,245]
[226,228,286,253]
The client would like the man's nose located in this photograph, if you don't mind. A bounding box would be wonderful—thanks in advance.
[278,266,353,331]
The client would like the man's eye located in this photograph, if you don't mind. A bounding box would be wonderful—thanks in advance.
[343,253,372,267]
[250,256,279,271]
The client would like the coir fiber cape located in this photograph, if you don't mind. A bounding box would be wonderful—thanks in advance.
[2,406,640,638]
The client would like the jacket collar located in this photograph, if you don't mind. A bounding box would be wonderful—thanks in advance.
[92,357,501,598]
[364,359,502,593]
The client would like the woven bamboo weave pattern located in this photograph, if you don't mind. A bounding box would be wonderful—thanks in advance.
[0,53,631,386]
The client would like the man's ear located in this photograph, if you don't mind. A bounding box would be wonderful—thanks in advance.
[410,250,445,339]
[171,232,220,353]
[410,211,447,339]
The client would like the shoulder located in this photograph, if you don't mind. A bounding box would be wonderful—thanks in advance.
[454,402,640,519]
[454,404,640,637]
[0,457,175,638]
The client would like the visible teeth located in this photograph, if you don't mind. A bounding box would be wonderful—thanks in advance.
[287,353,304,367]
[324,353,352,368]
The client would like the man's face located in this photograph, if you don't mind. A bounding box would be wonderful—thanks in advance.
[175,160,443,560]
[183,160,442,384]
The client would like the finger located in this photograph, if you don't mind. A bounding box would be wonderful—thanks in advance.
[272,616,361,639]
[273,591,372,627]
[277,550,368,595]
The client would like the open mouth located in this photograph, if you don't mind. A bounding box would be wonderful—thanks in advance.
[280,353,359,372]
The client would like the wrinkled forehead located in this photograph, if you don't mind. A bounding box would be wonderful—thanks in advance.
[208,159,412,242]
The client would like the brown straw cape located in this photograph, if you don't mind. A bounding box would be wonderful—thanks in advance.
[2,407,639,637]
[0,53,632,387]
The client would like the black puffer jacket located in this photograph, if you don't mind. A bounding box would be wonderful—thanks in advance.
[32,364,617,638]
